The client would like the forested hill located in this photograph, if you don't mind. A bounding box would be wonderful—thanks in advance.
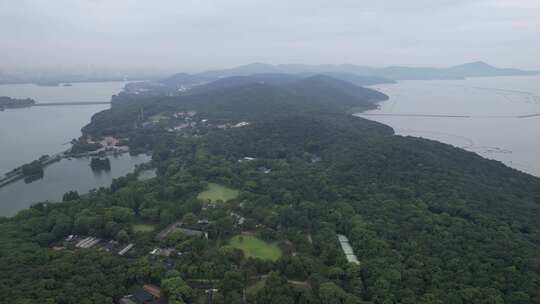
[172,73,300,94]
[208,113,540,232]
[206,113,394,159]
[181,75,388,118]
[184,74,389,104]
[2,73,540,304]
[82,75,388,136]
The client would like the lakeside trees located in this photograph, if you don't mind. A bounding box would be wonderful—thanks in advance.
[21,160,44,177]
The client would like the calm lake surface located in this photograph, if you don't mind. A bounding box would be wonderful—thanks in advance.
[0,81,130,103]
[0,81,150,216]
[356,76,540,177]
[0,81,130,174]
[0,154,150,216]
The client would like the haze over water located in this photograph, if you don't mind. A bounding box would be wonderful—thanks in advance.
[357,75,540,177]
[0,82,129,103]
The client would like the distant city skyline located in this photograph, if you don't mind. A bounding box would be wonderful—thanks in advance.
[2,0,540,71]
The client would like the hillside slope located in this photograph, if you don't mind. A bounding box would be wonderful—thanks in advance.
[205,113,540,301]
[83,75,388,136]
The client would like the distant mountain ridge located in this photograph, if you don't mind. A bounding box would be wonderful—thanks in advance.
[447,61,530,77]
[160,61,539,89]
[160,64,397,89]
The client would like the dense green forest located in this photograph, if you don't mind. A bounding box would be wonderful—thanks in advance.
[1,75,539,304]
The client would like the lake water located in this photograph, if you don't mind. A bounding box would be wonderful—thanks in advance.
[0,105,108,175]
[0,81,150,216]
[0,154,150,216]
[0,81,131,174]
[356,76,540,177]
[0,81,130,103]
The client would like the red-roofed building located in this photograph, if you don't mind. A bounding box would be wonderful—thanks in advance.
[143,284,163,299]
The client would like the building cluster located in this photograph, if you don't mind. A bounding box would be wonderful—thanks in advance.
[119,284,167,304]
[70,136,130,158]
[238,156,257,163]
[51,218,225,304]
[230,212,246,225]
[138,106,254,140]
[156,221,209,241]
[258,166,272,174]
[173,111,197,119]
[217,121,250,129]
[62,235,135,256]
[149,247,177,257]
[337,234,360,265]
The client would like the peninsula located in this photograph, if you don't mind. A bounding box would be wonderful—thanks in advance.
[1,73,539,304]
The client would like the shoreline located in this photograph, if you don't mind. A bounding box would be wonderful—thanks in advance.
[0,149,131,190]
[355,77,540,178]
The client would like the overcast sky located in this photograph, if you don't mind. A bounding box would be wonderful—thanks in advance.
[1,0,539,72]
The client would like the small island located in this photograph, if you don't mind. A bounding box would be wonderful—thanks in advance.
[0,96,35,110]
[90,157,111,171]
[21,160,44,183]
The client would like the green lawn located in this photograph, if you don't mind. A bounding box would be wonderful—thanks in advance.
[132,223,156,233]
[227,235,282,261]
[148,113,169,123]
[197,183,239,202]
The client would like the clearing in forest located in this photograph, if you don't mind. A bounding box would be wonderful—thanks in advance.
[132,223,156,233]
[227,235,282,261]
[197,183,239,202]
[148,113,169,123]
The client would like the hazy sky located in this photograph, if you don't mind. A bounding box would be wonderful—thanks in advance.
[1,0,540,71]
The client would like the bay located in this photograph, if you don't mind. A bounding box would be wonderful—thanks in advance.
[0,81,149,216]
[356,76,540,177]
[0,154,150,217]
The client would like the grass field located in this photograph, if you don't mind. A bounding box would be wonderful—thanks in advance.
[227,235,282,261]
[148,113,169,123]
[197,183,239,202]
[132,223,156,233]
